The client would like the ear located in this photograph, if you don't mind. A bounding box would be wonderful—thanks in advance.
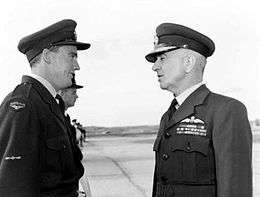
[42,48,51,64]
[183,54,196,73]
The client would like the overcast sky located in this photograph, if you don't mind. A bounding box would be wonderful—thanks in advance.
[0,0,259,126]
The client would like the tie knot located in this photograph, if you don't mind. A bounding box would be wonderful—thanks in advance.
[167,98,178,121]
[170,98,178,109]
[55,94,65,113]
[55,94,62,103]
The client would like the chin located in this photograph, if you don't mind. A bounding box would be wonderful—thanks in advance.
[159,82,168,90]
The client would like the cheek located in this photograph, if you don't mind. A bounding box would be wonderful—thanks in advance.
[57,57,73,71]
[166,63,183,81]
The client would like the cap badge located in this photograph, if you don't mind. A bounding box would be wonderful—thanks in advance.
[153,35,159,46]
[73,31,77,40]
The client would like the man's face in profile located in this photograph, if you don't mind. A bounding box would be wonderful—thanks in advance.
[48,45,80,90]
[152,49,186,91]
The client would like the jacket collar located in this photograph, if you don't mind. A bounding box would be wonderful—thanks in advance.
[175,82,204,106]
[27,73,57,98]
[165,84,210,130]
[22,75,65,124]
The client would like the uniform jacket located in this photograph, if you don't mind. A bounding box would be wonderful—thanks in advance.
[152,85,252,197]
[64,114,84,162]
[0,76,83,197]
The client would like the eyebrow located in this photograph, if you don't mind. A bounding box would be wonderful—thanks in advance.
[69,52,78,58]
[158,53,167,58]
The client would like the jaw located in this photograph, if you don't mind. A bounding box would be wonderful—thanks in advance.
[159,80,179,95]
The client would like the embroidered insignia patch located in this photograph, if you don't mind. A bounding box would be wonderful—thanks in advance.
[10,101,25,110]
[5,155,22,160]
[180,116,204,124]
[177,116,207,136]
[8,98,27,111]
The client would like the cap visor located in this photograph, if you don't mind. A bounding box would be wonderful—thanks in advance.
[145,46,178,62]
[72,84,83,89]
[55,40,90,50]
[75,85,83,89]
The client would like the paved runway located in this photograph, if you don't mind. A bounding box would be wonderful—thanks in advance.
[82,134,259,197]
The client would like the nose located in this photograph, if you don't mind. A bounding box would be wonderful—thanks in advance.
[152,61,160,71]
[74,60,80,71]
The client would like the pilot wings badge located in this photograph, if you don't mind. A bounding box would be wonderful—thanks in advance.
[177,116,207,136]
[180,116,204,124]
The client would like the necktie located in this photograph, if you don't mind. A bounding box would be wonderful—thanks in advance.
[167,98,178,121]
[55,94,65,113]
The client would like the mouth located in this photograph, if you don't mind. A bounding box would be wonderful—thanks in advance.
[157,74,163,78]
[69,72,75,79]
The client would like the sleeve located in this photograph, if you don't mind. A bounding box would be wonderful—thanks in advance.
[0,97,40,197]
[212,100,252,197]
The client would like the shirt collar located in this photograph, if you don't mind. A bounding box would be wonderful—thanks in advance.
[175,82,204,107]
[27,73,57,98]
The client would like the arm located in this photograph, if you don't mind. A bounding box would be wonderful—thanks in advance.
[212,100,252,197]
[0,97,40,197]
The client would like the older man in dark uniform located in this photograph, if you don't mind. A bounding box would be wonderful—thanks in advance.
[145,23,252,197]
[58,75,92,197]
[58,75,84,145]
[0,19,90,197]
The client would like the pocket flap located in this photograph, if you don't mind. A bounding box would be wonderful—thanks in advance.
[171,136,209,156]
[46,136,67,150]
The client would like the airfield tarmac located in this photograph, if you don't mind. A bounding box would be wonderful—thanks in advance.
[81,134,260,197]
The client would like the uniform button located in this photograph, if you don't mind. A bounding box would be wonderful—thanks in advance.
[164,132,171,138]
[186,142,191,151]
[162,153,169,160]
[161,176,168,184]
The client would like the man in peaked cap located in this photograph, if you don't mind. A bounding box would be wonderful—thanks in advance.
[58,75,92,197]
[146,23,252,197]
[0,19,90,197]
[58,74,84,147]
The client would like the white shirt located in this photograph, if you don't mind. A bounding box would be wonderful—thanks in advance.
[27,73,57,99]
[175,82,204,108]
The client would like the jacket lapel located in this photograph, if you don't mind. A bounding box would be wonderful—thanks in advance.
[22,75,65,125]
[165,85,210,130]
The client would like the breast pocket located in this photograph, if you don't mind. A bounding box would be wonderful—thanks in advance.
[46,136,69,171]
[169,135,212,182]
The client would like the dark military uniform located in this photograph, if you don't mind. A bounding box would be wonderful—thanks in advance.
[57,73,84,152]
[0,19,90,196]
[64,114,84,162]
[146,23,252,197]
[0,76,84,197]
[152,85,252,197]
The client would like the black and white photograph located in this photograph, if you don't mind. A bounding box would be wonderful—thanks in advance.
[0,0,259,196]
